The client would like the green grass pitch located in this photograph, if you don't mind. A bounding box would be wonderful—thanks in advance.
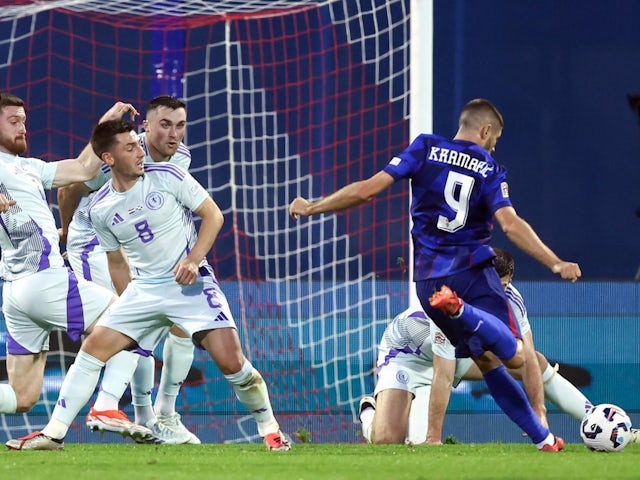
[2,442,639,480]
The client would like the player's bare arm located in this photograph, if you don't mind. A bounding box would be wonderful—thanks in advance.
[494,206,581,282]
[172,196,223,286]
[57,182,92,244]
[52,102,139,188]
[106,248,132,295]
[289,170,394,220]
[426,354,456,445]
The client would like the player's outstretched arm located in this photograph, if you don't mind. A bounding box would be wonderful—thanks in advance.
[289,171,394,220]
[57,182,92,244]
[52,102,139,188]
[494,206,581,282]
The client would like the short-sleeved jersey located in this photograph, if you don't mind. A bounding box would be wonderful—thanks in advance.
[88,163,209,283]
[377,308,434,364]
[66,133,191,252]
[376,307,473,391]
[0,151,64,280]
[383,134,512,280]
[504,282,531,336]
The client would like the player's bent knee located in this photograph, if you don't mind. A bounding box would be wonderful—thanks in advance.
[372,430,405,445]
[502,340,525,369]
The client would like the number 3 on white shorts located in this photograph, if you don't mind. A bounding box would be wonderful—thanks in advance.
[437,171,474,233]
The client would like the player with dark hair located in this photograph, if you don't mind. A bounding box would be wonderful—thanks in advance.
[359,248,592,444]
[58,95,198,444]
[0,93,138,423]
[290,98,580,451]
[7,119,290,451]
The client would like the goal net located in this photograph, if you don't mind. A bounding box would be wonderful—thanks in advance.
[0,0,414,443]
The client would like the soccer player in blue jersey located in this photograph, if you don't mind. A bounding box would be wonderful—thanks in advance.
[0,93,138,421]
[360,247,593,445]
[7,119,290,451]
[57,96,199,444]
[290,98,581,451]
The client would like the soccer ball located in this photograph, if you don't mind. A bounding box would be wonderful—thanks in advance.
[580,403,633,452]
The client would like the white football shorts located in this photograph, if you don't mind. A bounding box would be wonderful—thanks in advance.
[66,240,114,291]
[374,349,474,397]
[96,265,236,354]
[2,266,115,354]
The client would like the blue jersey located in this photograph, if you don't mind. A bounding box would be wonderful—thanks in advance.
[383,134,512,280]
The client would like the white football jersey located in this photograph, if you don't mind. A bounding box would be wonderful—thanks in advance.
[378,308,435,363]
[0,151,64,280]
[66,133,191,252]
[504,282,531,336]
[88,163,209,283]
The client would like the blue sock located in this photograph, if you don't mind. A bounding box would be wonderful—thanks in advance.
[483,365,549,444]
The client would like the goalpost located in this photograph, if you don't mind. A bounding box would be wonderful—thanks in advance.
[0,0,431,443]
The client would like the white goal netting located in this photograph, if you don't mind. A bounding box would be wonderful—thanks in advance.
[0,0,414,443]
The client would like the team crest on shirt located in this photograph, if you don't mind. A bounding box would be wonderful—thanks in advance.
[500,181,509,198]
[396,370,410,384]
[145,192,164,210]
[434,331,447,345]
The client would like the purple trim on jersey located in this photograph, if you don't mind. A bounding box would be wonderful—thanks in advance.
[65,269,86,342]
[0,216,9,237]
[35,223,51,272]
[144,163,186,180]
[88,186,112,214]
[130,345,152,357]
[505,285,526,318]
[374,345,415,376]
[80,236,100,281]
[5,330,33,355]
[176,143,191,159]
[199,264,219,285]
[407,310,428,320]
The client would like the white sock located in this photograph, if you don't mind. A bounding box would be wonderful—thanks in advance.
[360,407,375,443]
[93,350,140,411]
[535,432,556,449]
[225,361,279,437]
[154,333,194,415]
[542,363,590,421]
[42,350,105,439]
[131,354,155,426]
[0,384,18,413]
